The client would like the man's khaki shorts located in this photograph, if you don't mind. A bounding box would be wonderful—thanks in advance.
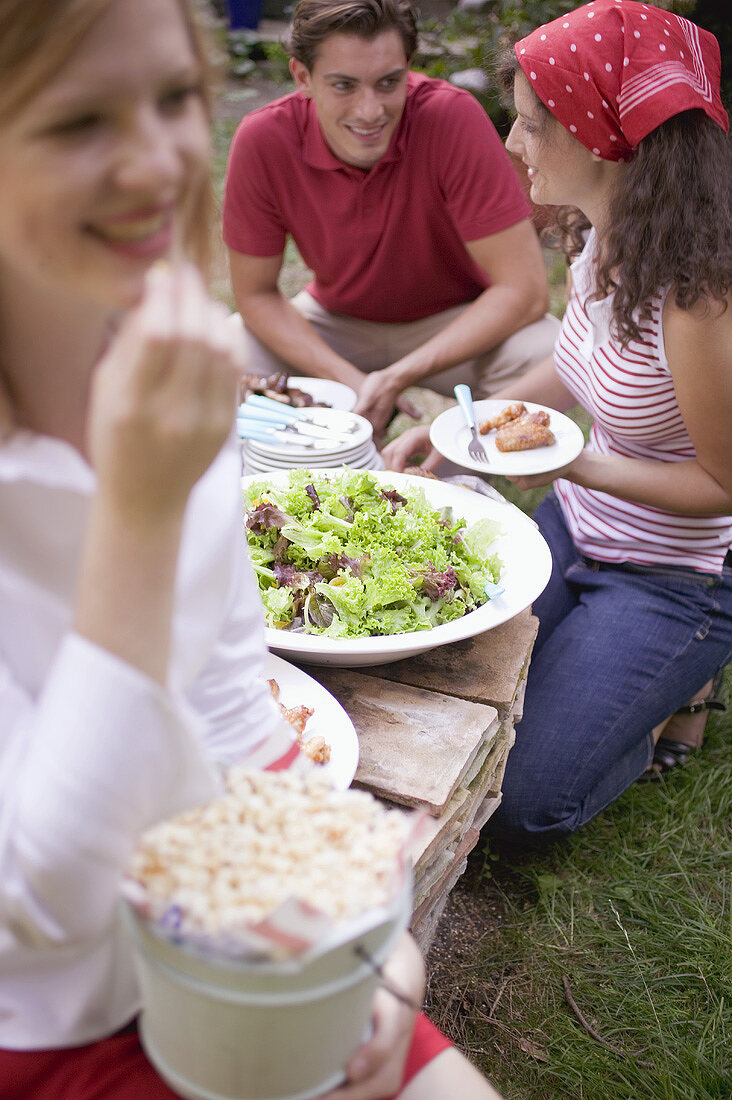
[240,290,560,398]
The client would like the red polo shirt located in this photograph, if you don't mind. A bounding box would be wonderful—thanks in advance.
[223,73,531,323]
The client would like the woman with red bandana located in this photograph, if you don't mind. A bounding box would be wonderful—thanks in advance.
[385,0,732,836]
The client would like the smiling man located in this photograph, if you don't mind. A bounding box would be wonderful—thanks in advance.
[223,0,558,436]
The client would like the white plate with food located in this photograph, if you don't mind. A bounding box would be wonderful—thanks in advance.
[289,377,357,412]
[264,651,359,788]
[244,469,552,667]
[430,399,585,476]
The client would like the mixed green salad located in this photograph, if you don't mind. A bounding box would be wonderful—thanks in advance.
[243,469,503,639]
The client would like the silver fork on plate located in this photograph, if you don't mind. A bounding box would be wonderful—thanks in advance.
[454,384,489,464]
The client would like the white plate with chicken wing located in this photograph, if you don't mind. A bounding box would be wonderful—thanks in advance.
[430,399,585,477]
[264,652,359,789]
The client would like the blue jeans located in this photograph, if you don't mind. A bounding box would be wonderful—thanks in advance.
[487,493,732,843]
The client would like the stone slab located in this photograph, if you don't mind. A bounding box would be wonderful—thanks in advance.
[409,789,469,873]
[470,793,503,832]
[414,847,456,906]
[475,735,514,804]
[412,828,480,919]
[458,729,508,800]
[414,860,467,927]
[357,609,539,715]
[413,743,507,894]
[458,719,501,788]
[411,891,452,954]
[309,669,497,815]
[489,742,512,789]
[511,671,529,723]
[479,739,511,790]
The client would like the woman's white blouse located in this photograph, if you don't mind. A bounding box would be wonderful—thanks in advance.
[0,431,295,1049]
[554,230,732,572]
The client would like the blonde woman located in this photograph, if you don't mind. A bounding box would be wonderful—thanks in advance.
[0,1,500,1096]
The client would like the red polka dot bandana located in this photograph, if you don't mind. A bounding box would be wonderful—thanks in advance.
[515,0,728,161]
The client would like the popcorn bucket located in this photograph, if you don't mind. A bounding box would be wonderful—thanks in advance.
[122,876,412,1100]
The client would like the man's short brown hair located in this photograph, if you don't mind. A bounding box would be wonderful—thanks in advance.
[287,0,418,71]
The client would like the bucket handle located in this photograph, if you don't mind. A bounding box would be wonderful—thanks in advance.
[352,946,422,1012]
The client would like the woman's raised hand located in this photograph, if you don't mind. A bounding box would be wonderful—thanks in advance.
[87,263,243,523]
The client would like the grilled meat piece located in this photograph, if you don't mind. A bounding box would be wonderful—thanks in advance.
[240,372,327,408]
[495,410,555,452]
[479,401,527,434]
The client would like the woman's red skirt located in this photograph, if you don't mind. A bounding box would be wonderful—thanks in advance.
[0,1011,450,1099]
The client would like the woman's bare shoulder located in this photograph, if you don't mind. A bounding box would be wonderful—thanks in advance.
[663,291,731,369]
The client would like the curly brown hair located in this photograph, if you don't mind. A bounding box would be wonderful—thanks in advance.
[498,52,731,348]
[287,0,418,71]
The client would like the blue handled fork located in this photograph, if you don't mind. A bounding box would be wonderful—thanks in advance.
[454,384,489,464]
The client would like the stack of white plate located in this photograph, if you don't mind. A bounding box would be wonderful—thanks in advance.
[242,409,384,474]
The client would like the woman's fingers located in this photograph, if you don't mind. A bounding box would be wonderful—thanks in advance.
[117,264,230,397]
[88,263,244,519]
[381,426,432,472]
[129,265,240,426]
[420,445,443,473]
[319,993,415,1099]
[319,936,424,1100]
[191,299,245,439]
[506,455,583,491]
[349,991,411,1079]
[117,262,177,399]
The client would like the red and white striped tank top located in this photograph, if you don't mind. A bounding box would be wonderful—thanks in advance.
[554,232,732,573]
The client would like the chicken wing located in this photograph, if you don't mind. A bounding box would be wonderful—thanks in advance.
[301,736,331,764]
[495,410,556,452]
[268,678,330,762]
[280,704,315,737]
[479,402,527,435]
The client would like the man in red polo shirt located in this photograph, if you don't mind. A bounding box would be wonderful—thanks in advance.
[223,0,557,436]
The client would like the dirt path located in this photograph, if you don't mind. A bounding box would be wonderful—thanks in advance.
[215,76,289,120]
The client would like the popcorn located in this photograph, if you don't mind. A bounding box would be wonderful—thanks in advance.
[127,769,411,936]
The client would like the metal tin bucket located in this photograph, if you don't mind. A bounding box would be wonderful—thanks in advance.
[123,880,411,1100]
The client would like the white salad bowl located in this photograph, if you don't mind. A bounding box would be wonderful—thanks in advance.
[242,469,552,667]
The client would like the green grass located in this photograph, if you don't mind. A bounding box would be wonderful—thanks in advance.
[427,690,732,1100]
[212,118,237,205]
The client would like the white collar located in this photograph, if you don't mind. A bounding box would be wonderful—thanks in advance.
[0,429,95,493]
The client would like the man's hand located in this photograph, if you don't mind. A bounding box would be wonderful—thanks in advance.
[319,934,425,1100]
[353,370,403,440]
